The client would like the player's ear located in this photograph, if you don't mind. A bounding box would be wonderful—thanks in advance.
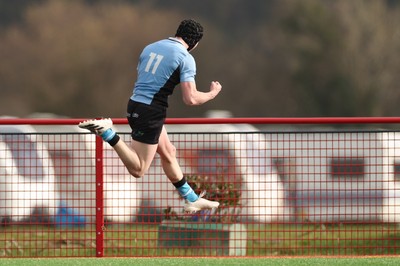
[188,42,199,52]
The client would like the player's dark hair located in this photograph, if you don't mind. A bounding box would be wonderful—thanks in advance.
[175,19,203,51]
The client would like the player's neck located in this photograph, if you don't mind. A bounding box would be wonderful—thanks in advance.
[170,37,189,50]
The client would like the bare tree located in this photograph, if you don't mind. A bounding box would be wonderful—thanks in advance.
[333,0,400,116]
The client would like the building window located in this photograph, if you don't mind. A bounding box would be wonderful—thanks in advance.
[330,158,365,177]
[393,161,400,181]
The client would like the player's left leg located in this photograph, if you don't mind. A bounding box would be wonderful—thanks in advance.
[157,126,219,213]
[79,118,157,178]
[156,126,184,183]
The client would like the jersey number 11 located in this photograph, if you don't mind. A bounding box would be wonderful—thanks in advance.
[145,52,164,74]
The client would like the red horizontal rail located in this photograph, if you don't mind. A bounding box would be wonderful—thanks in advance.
[1,117,400,125]
[167,117,400,125]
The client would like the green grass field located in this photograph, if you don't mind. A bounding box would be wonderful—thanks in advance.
[1,257,400,266]
[1,222,400,265]
[2,223,400,257]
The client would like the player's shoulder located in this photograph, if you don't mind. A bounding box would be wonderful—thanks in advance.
[144,39,182,55]
[148,38,182,49]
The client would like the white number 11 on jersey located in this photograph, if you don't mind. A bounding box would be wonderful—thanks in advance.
[145,52,164,74]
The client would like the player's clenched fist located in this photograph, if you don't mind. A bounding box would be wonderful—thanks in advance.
[210,81,222,98]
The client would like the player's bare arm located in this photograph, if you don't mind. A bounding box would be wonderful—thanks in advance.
[180,81,222,106]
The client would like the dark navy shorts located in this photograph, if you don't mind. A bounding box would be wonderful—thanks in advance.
[126,99,166,145]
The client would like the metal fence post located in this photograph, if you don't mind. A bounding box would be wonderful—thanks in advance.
[95,136,104,257]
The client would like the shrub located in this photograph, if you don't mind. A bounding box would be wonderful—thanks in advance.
[163,174,242,223]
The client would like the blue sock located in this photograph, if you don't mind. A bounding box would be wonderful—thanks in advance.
[101,128,116,142]
[174,179,199,202]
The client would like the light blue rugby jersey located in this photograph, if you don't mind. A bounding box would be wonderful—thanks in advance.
[131,37,196,108]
